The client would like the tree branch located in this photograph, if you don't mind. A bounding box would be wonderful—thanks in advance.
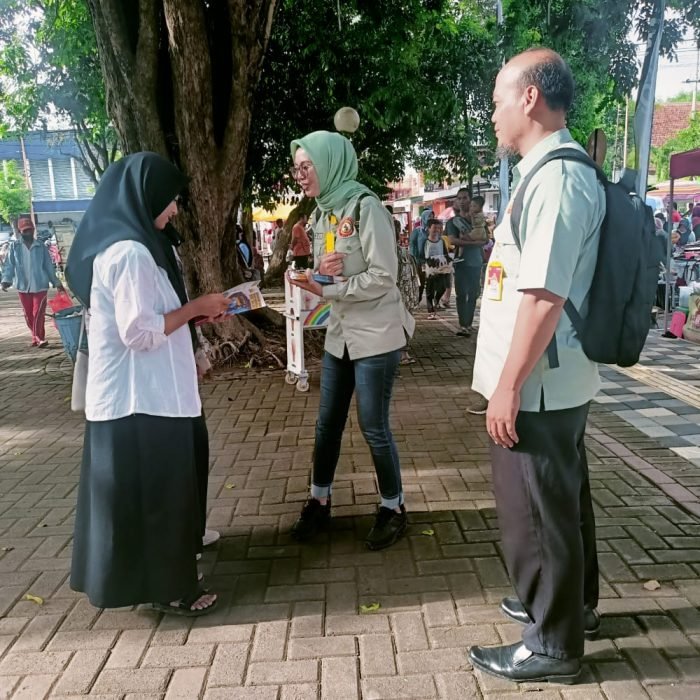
[73,129,100,185]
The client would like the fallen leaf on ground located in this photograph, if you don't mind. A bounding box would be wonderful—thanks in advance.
[23,594,44,605]
[643,579,661,591]
[359,602,381,614]
[1,546,14,552]
[224,484,235,490]
[421,529,435,537]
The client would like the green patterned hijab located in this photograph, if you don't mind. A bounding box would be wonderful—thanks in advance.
[290,131,374,213]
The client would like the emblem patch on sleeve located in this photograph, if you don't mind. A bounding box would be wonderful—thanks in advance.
[338,216,355,238]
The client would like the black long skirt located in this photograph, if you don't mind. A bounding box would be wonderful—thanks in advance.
[193,413,209,538]
[70,414,201,609]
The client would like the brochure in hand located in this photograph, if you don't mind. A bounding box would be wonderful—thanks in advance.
[223,281,266,315]
[288,269,344,285]
[195,281,266,326]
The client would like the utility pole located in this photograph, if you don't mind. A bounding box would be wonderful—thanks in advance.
[19,135,36,226]
[496,0,508,223]
[622,98,630,169]
[685,43,700,115]
[612,103,621,180]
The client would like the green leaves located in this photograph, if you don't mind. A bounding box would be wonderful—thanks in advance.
[0,0,118,178]
[0,161,31,223]
[246,0,460,204]
[411,4,499,187]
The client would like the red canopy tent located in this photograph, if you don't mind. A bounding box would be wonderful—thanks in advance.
[664,148,700,331]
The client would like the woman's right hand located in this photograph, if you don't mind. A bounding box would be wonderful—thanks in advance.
[318,252,345,276]
[191,293,230,320]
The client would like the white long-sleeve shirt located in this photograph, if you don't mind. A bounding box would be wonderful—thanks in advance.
[85,240,201,422]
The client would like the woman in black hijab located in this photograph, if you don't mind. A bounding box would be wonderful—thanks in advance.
[66,152,229,616]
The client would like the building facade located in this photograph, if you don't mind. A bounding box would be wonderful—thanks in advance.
[0,130,95,226]
[0,130,96,259]
[385,166,500,230]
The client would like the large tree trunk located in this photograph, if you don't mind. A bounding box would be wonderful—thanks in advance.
[85,0,278,350]
[264,196,316,287]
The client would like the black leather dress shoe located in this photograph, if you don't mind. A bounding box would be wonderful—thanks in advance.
[500,597,601,641]
[469,642,581,684]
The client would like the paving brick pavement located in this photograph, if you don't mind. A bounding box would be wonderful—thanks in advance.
[1,290,700,699]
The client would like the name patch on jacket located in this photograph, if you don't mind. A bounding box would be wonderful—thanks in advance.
[338,216,355,238]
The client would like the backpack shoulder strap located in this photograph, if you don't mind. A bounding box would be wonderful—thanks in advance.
[510,147,604,251]
[353,192,377,228]
[508,147,603,371]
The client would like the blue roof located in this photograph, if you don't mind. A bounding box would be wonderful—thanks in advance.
[0,130,83,161]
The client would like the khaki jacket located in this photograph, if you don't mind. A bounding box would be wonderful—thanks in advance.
[313,195,415,360]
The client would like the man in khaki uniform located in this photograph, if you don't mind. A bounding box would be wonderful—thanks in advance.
[468,48,605,684]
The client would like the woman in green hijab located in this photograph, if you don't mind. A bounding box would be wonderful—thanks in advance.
[288,131,415,550]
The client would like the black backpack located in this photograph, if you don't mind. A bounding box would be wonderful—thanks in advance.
[511,147,660,368]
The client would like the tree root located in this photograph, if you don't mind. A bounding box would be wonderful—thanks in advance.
[202,308,324,373]
[265,349,285,368]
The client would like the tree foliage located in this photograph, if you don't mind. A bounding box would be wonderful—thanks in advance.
[0,0,119,181]
[246,0,459,208]
[0,160,31,224]
[248,0,470,283]
[411,3,499,188]
[665,91,694,104]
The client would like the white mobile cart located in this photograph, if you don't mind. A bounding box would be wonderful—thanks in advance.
[284,276,330,392]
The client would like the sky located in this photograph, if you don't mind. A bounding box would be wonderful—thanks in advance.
[637,14,699,102]
[653,40,698,101]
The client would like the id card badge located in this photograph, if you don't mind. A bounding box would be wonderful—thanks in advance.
[485,261,504,301]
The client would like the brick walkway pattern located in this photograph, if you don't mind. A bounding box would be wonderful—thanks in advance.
[1,291,699,699]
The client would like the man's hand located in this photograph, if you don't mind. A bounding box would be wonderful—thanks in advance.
[287,270,323,297]
[318,252,345,276]
[486,385,520,449]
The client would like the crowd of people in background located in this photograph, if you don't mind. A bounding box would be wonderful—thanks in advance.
[408,189,495,331]
[654,200,700,258]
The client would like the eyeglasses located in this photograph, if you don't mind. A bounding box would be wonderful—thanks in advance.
[290,161,314,180]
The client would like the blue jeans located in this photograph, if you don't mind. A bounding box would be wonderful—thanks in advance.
[454,262,482,328]
[311,349,403,509]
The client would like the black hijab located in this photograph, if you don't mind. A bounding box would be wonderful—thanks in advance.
[66,152,188,307]
[159,222,199,350]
